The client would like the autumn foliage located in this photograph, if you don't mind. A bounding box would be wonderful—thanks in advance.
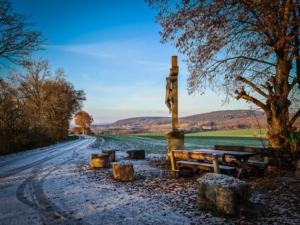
[0,59,86,155]
[146,0,300,151]
[74,111,94,134]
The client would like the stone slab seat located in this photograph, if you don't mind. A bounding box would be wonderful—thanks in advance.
[176,160,236,173]
[90,154,110,168]
[126,150,145,159]
[112,162,134,181]
[197,173,250,215]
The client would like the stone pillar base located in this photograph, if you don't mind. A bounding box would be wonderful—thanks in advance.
[165,131,184,153]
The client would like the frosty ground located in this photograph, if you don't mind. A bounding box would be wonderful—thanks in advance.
[0,135,300,225]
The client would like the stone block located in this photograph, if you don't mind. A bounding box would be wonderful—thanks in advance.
[102,150,116,162]
[90,154,110,168]
[112,162,134,181]
[126,150,145,159]
[197,173,250,214]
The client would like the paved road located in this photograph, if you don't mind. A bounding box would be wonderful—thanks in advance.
[0,135,96,225]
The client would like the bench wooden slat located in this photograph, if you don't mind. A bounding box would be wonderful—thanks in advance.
[224,157,267,168]
[176,160,236,171]
[214,145,275,157]
[168,150,216,161]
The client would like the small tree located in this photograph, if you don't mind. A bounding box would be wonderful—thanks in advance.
[74,111,93,134]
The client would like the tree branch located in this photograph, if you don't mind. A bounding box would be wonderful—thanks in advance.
[221,56,276,67]
[235,89,268,112]
[236,76,269,99]
[290,108,300,126]
[288,78,300,93]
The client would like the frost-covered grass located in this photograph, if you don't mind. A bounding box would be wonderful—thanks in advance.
[97,135,267,153]
[99,135,168,153]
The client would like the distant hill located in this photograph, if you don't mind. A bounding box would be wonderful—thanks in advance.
[94,110,270,133]
[182,110,265,121]
[112,116,171,127]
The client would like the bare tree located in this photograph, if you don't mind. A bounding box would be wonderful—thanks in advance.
[146,0,300,151]
[0,0,47,68]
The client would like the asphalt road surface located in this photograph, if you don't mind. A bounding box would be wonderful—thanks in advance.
[0,135,96,225]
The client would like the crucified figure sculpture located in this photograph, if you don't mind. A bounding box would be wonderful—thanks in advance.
[165,76,172,114]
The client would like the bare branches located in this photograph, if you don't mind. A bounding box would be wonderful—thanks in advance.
[0,0,48,67]
[235,87,268,112]
[236,76,269,99]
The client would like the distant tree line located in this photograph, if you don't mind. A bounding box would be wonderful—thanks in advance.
[0,0,86,155]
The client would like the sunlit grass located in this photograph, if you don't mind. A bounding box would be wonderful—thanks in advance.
[185,129,268,137]
[127,129,268,138]
[98,129,268,153]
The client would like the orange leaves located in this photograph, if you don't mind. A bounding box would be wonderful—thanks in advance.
[74,110,93,131]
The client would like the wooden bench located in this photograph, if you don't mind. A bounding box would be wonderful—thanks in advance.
[214,145,276,174]
[175,160,237,172]
[168,150,236,178]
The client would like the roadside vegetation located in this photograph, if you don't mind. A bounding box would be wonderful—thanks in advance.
[0,1,86,156]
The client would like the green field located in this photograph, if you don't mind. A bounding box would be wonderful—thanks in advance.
[185,129,268,137]
[99,129,268,154]
[130,129,268,138]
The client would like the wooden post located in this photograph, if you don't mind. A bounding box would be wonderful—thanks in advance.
[171,56,179,132]
[165,56,184,153]
[170,150,176,170]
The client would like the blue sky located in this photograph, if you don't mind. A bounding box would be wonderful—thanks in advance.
[9,0,245,124]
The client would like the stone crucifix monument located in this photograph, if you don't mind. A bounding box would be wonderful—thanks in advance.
[165,56,185,153]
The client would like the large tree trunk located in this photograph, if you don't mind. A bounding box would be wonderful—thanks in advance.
[265,108,290,149]
[264,56,298,167]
